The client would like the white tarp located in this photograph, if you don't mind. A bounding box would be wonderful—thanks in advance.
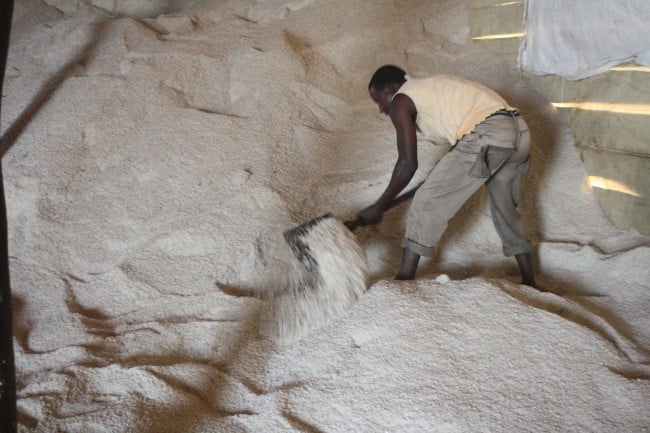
[518,0,650,80]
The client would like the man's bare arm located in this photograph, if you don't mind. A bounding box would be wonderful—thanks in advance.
[358,93,418,225]
[375,93,418,210]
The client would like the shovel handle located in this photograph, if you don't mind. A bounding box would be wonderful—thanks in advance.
[343,181,423,232]
[344,217,366,232]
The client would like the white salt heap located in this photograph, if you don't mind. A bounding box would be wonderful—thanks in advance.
[3,0,649,432]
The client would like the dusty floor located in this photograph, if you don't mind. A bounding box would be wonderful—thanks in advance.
[3,0,649,432]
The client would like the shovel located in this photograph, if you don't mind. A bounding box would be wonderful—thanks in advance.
[342,182,423,232]
[284,181,423,261]
[262,182,422,343]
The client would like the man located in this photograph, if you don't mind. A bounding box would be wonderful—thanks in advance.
[353,64,537,287]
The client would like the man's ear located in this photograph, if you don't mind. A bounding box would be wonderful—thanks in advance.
[388,82,401,95]
[378,85,391,98]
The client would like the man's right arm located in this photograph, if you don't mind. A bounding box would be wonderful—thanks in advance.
[375,93,419,210]
[358,93,418,225]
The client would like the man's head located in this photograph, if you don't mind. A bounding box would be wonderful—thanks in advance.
[368,64,407,115]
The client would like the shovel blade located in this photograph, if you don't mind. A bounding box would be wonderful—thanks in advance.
[283,213,334,272]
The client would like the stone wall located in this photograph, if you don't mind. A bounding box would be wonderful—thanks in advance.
[469,0,649,234]
[43,0,216,17]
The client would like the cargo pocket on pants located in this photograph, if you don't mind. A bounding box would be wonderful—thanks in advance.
[468,146,490,178]
[516,154,531,172]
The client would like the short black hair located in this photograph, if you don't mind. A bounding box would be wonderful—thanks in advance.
[368,64,406,91]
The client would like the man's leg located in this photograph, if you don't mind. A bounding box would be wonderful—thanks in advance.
[399,135,489,280]
[395,248,420,280]
[485,117,537,287]
[487,166,536,286]
[515,252,537,288]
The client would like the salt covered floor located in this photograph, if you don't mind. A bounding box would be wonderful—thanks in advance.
[3,1,649,432]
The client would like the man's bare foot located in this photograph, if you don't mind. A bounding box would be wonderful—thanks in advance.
[522,279,553,293]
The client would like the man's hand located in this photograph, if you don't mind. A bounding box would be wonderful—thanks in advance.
[344,204,384,232]
[358,203,384,226]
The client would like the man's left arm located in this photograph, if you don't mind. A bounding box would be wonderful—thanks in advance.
[359,93,418,224]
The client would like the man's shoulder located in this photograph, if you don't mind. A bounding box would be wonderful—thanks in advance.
[409,74,457,83]
[400,74,460,91]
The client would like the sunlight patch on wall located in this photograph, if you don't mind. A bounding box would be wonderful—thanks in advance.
[552,102,650,116]
[471,32,524,40]
[588,176,641,197]
[610,65,650,72]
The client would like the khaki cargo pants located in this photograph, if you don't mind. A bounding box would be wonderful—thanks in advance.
[401,111,533,257]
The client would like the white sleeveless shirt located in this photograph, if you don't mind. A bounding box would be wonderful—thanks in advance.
[395,75,514,144]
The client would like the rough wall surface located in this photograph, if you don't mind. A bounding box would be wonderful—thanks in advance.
[470,0,650,234]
